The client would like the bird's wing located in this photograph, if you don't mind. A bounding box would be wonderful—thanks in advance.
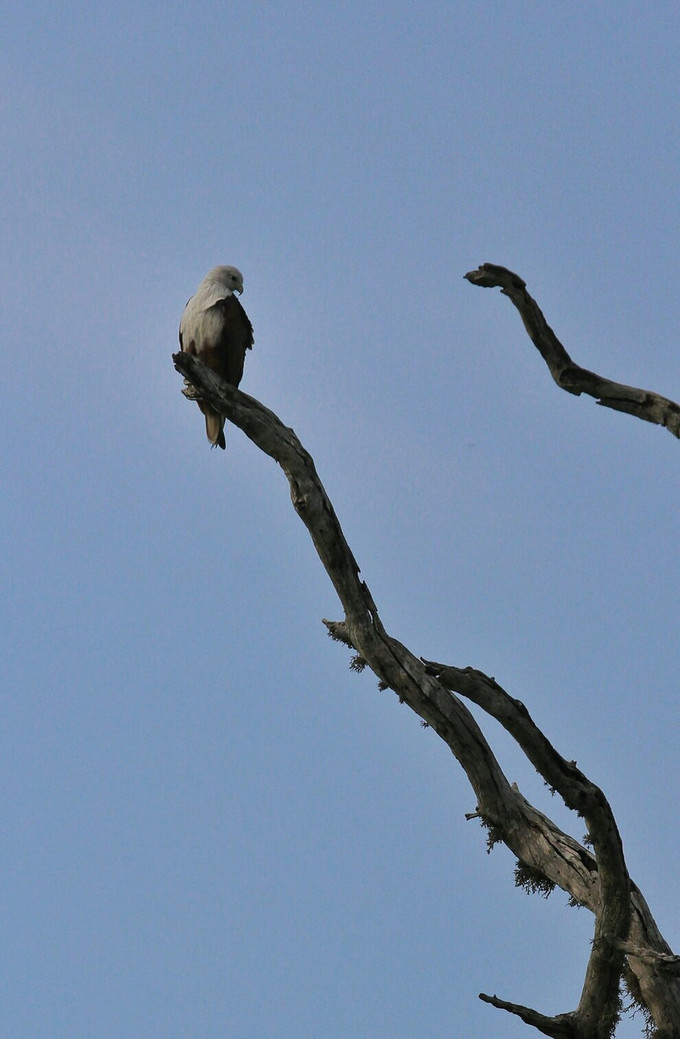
[209,295,254,351]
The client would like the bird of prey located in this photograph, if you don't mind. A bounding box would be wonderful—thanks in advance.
[179,265,254,449]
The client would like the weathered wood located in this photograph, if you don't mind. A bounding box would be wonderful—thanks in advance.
[465,263,680,438]
[173,341,680,1038]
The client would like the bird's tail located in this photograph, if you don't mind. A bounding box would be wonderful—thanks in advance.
[204,408,226,450]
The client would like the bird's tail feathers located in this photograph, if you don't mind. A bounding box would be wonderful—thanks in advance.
[204,409,226,450]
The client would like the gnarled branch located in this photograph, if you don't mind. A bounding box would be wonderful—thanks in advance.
[422,661,629,1038]
[465,263,680,438]
[173,345,680,1037]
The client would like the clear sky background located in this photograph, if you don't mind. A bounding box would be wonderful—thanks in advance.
[3,3,679,1037]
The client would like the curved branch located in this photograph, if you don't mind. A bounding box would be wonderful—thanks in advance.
[174,353,515,813]
[422,662,629,1038]
[173,350,680,1037]
[465,263,680,438]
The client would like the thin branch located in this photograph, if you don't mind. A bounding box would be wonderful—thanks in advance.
[420,663,626,895]
[479,992,575,1038]
[465,263,680,438]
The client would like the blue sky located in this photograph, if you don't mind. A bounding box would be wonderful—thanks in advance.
[3,3,679,1036]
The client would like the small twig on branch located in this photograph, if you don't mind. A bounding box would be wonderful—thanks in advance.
[465,263,680,438]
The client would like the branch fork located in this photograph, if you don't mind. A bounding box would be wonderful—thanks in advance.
[173,266,680,1036]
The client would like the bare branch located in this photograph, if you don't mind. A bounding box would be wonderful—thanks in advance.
[173,349,680,1036]
[173,357,516,817]
[422,661,628,1037]
[465,263,680,438]
[479,992,575,1038]
[614,941,680,976]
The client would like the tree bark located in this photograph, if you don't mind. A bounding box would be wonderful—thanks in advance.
[172,271,680,1036]
[464,263,680,438]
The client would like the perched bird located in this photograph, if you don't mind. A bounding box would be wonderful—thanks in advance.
[179,265,254,449]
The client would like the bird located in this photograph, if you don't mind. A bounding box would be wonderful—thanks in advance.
[179,265,254,449]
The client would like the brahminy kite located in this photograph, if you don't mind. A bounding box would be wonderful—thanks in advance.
[179,265,254,449]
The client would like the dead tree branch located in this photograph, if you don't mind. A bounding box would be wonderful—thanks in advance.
[419,662,635,1038]
[464,263,680,438]
[173,347,680,1038]
[478,991,575,1038]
